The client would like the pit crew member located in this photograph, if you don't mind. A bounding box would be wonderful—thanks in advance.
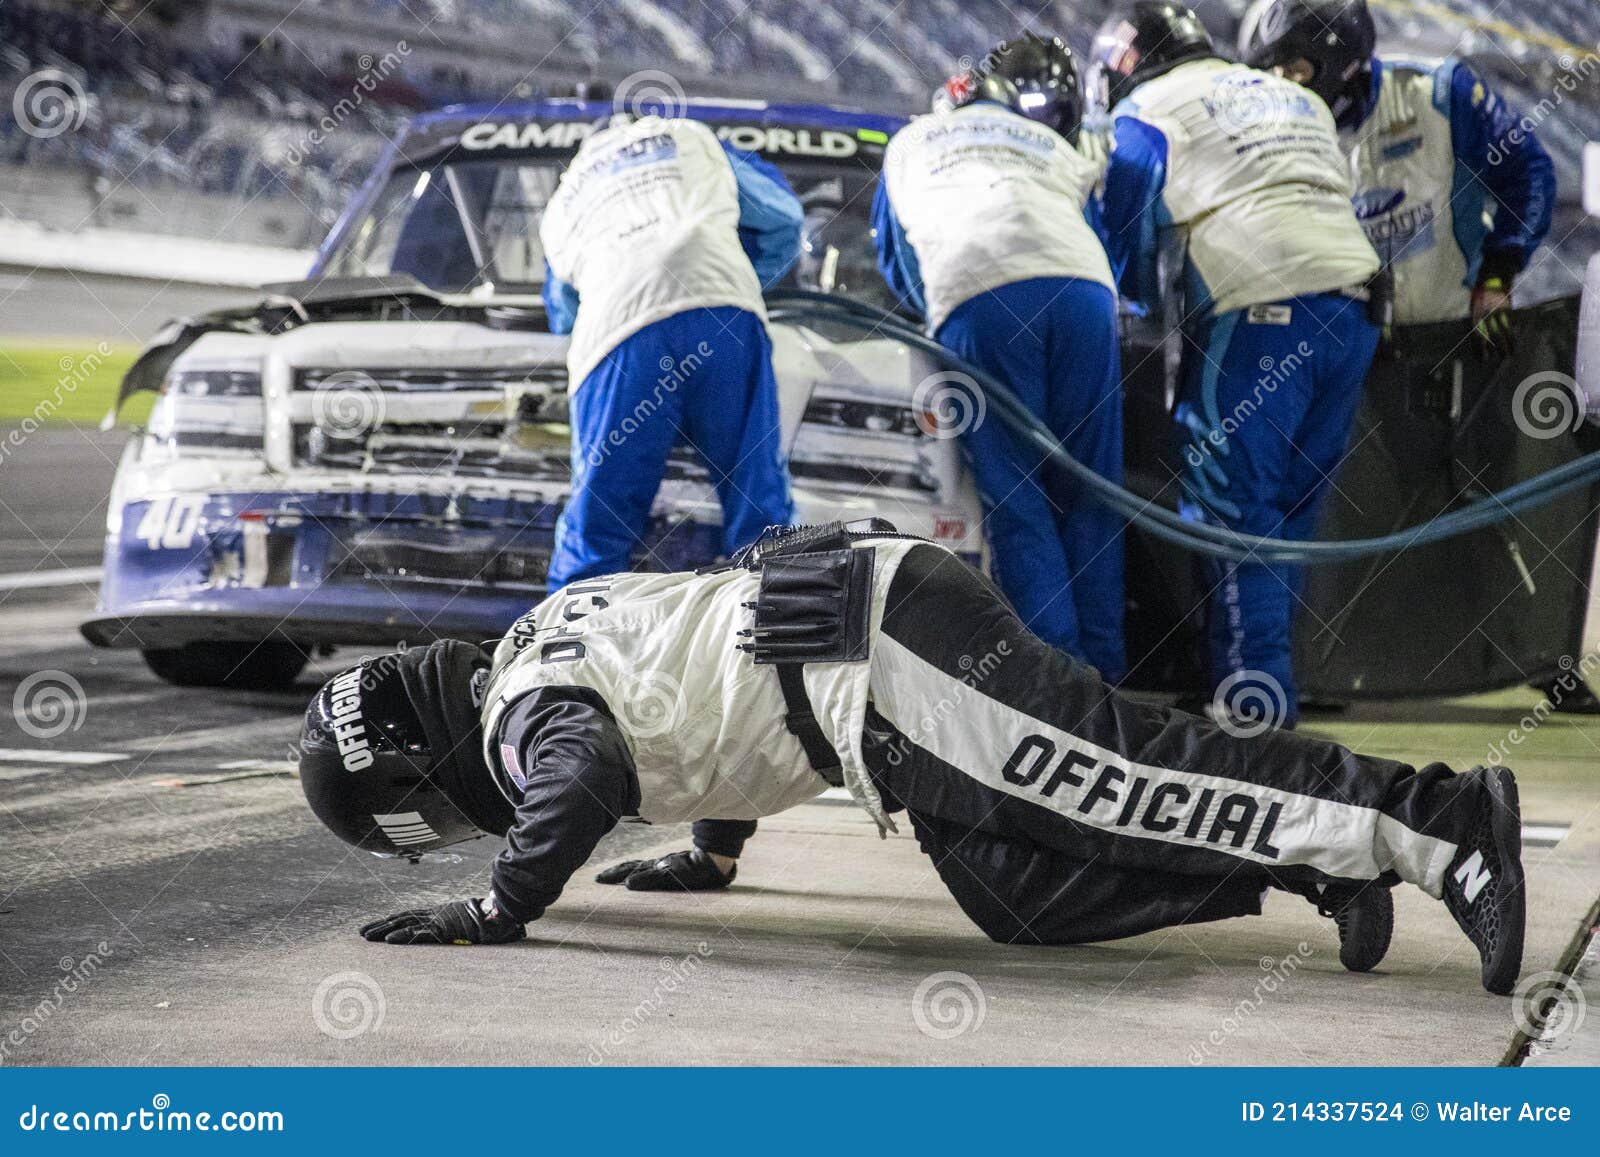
[299,522,1526,995]
[873,33,1127,682]
[1240,0,1555,353]
[1089,1,1381,726]
[539,113,803,593]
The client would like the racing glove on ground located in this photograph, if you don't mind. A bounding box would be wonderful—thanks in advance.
[359,897,526,945]
[595,847,735,891]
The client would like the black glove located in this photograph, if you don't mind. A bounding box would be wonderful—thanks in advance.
[594,848,734,891]
[359,898,526,945]
[1471,277,1516,358]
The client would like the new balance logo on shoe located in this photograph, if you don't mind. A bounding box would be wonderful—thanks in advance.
[1454,850,1493,904]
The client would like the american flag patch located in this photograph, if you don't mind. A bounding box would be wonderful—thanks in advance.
[373,811,438,847]
[500,742,526,789]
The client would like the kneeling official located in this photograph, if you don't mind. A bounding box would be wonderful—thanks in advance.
[298,524,1525,993]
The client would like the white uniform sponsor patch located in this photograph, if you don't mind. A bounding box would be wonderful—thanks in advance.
[1246,304,1293,325]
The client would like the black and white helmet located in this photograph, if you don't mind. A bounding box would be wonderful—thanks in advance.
[298,642,510,857]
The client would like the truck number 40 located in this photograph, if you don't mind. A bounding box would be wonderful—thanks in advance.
[135,496,206,551]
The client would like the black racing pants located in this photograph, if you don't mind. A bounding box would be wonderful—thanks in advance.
[691,818,758,858]
[862,545,1480,946]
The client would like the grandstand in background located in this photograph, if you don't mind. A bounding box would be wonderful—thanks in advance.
[0,0,1594,293]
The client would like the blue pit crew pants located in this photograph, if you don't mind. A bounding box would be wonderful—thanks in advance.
[548,306,795,593]
[1175,293,1379,725]
[935,276,1126,682]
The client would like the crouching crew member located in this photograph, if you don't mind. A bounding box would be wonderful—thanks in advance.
[540,113,803,593]
[299,521,1525,994]
[1241,0,1555,353]
[1089,1,1381,726]
[874,33,1127,682]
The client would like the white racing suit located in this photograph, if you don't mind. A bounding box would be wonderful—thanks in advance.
[476,533,1484,942]
[1344,56,1556,324]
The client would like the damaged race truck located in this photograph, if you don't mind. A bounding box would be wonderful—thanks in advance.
[84,99,1600,704]
[83,100,983,689]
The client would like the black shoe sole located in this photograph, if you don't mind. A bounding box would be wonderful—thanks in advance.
[1480,767,1526,995]
[1338,884,1394,973]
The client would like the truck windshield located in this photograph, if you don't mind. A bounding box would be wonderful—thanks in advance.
[321,152,895,308]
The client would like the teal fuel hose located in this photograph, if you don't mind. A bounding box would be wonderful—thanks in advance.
[766,290,1600,565]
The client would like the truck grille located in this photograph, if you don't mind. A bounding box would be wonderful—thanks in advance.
[290,367,936,494]
[293,366,566,393]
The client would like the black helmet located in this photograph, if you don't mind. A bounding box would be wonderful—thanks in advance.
[298,641,512,857]
[960,31,1083,142]
[1086,1,1216,115]
[1239,0,1376,128]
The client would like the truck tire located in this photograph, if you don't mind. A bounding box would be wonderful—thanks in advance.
[141,641,310,691]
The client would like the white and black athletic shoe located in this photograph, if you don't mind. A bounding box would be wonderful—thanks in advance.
[1308,881,1394,973]
[1442,766,1525,995]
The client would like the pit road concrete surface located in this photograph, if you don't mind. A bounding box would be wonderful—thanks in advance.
[1,421,1596,1066]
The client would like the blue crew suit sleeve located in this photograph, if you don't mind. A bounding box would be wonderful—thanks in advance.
[870,178,927,317]
[1439,59,1555,282]
[542,258,580,335]
[721,144,804,288]
[1097,114,1171,315]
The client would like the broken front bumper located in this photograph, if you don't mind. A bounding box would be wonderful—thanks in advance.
[82,488,717,650]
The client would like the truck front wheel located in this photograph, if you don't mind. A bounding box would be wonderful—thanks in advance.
[140,641,310,691]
